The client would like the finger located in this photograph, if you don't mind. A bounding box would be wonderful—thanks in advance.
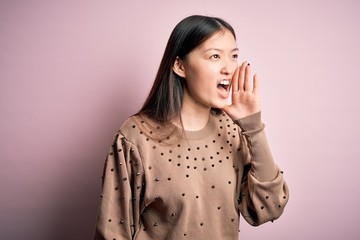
[253,73,259,94]
[244,63,253,91]
[231,66,240,92]
[238,61,247,92]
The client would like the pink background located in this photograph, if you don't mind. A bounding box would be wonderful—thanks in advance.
[1,0,359,239]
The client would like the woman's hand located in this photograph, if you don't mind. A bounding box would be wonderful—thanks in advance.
[222,61,261,120]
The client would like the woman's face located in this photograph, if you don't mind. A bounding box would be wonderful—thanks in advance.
[179,29,239,110]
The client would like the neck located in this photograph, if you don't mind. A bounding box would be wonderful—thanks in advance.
[181,96,211,131]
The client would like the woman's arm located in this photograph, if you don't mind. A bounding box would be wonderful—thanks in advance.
[93,133,144,239]
[235,112,289,226]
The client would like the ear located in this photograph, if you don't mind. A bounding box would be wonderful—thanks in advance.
[172,57,186,78]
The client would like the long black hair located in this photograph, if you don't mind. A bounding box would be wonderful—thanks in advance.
[138,15,236,124]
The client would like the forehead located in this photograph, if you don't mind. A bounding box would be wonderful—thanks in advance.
[197,30,237,50]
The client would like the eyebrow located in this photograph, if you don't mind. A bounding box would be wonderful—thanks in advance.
[204,47,239,53]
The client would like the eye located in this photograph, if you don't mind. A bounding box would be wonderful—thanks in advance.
[232,54,238,59]
[210,54,220,59]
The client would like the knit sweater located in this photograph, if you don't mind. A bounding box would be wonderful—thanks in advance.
[93,111,289,240]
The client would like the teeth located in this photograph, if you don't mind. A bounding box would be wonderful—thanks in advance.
[220,80,230,85]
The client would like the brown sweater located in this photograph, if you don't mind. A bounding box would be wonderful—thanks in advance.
[93,112,289,240]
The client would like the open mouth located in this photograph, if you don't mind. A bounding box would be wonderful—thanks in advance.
[217,80,230,92]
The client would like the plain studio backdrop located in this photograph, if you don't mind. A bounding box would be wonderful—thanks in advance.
[1,0,359,239]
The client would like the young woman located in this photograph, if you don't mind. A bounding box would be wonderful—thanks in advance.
[93,15,289,240]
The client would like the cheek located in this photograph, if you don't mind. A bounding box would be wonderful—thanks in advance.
[184,62,219,92]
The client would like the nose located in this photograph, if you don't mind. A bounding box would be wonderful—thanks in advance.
[220,66,230,75]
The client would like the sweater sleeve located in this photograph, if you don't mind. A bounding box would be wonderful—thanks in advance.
[234,112,289,226]
[93,132,144,239]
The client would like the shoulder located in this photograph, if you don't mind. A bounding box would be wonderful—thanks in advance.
[118,114,169,145]
[211,110,239,128]
[120,115,141,131]
[117,115,144,142]
[212,110,230,121]
[108,115,151,154]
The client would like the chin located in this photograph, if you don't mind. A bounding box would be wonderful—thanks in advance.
[211,101,228,110]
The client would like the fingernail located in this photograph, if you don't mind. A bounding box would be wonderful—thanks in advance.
[247,63,250,66]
